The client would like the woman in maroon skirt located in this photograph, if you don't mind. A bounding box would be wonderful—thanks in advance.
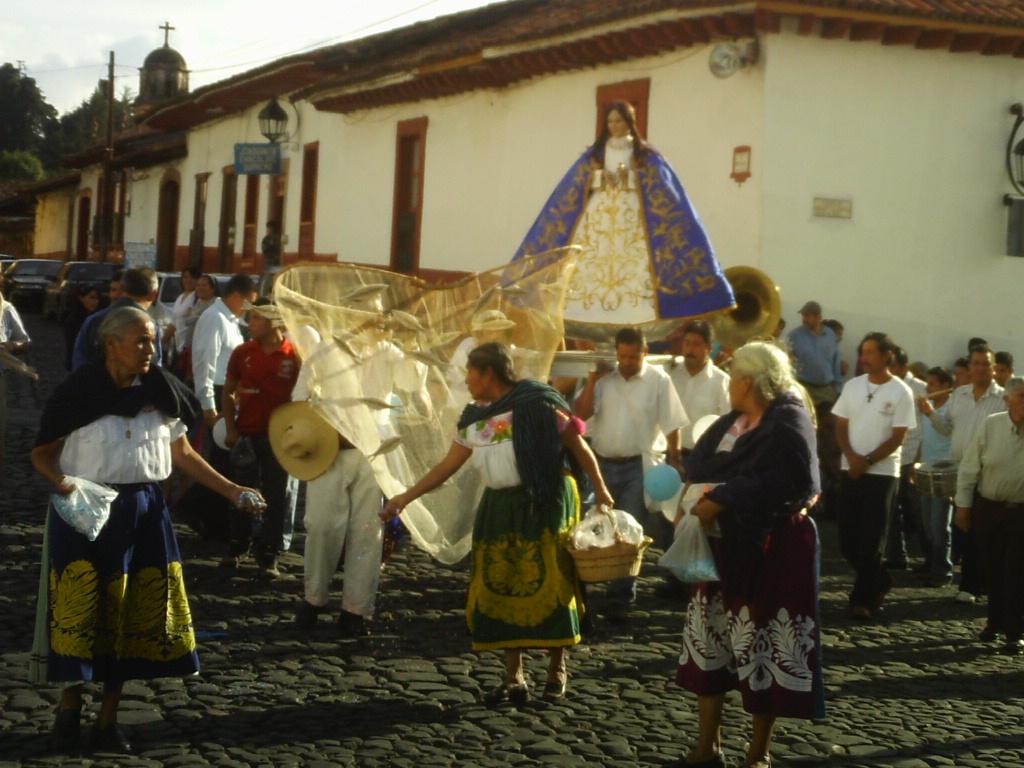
[674,341,824,768]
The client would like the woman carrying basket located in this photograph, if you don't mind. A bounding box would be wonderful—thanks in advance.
[674,342,824,768]
[382,342,613,705]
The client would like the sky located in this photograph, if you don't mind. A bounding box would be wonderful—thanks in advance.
[3,0,502,115]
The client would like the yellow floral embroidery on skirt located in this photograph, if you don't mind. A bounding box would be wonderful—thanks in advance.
[469,529,577,628]
[50,560,196,661]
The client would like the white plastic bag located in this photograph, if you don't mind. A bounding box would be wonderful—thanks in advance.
[51,477,119,541]
[570,506,645,550]
[658,514,719,583]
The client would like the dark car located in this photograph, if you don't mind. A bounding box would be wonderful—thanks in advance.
[44,261,118,320]
[3,259,64,310]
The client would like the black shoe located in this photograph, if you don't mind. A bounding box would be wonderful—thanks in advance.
[336,609,369,637]
[1002,638,1024,656]
[508,683,529,708]
[979,625,998,643]
[883,559,909,571]
[294,601,322,631]
[51,708,80,755]
[668,752,726,768]
[912,562,932,575]
[482,684,510,707]
[89,722,132,754]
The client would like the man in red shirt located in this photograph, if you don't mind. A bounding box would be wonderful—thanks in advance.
[222,298,300,578]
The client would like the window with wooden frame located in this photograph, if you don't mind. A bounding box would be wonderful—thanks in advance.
[242,174,260,258]
[218,166,238,271]
[595,78,651,140]
[390,117,428,274]
[190,172,209,262]
[298,142,319,257]
[266,159,288,237]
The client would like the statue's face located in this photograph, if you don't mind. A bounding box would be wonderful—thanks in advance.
[606,109,629,139]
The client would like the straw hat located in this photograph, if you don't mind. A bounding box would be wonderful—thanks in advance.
[471,309,516,332]
[243,300,286,327]
[268,402,340,481]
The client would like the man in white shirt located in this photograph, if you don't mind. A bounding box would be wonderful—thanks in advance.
[833,332,916,620]
[163,266,200,366]
[954,378,1024,654]
[192,274,256,429]
[884,346,928,570]
[920,345,1006,602]
[576,327,688,618]
[667,320,730,457]
[0,291,30,478]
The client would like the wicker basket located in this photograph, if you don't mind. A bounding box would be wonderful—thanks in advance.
[568,536,653,583]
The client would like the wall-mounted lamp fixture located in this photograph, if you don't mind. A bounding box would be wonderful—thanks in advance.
[258,97,289,144]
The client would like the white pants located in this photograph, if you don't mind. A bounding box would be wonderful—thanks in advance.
[303,449,384,617]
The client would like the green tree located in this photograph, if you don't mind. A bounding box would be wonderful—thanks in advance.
[0,150,45,181]
[0,63,58,157]
[40,80,134,169]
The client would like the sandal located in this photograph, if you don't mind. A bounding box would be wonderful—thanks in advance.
[542,675,567,699]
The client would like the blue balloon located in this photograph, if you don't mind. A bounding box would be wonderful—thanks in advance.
[644,464,682,502]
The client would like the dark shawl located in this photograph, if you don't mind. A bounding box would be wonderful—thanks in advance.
[458,379,571,512]
[684,393,819,589]
[36,361,200,447]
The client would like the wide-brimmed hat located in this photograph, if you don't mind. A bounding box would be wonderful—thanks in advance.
[471,309,516,332]
[797,300,822,316]
[244,300,286,327]
[268,402,339,481]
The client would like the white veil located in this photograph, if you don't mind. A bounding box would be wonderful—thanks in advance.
[273,251,578,563]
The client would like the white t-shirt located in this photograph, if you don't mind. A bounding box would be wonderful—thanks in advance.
[832,374,917,477]
[667,360,731,449]
[60,409,188,483]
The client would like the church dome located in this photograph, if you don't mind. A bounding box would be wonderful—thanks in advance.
[136,24,189,109]
[143,45,186,70]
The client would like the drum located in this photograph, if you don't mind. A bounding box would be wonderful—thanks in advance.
[915,460,958,498]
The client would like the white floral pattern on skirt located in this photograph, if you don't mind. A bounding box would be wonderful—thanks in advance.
[679,590,817,693]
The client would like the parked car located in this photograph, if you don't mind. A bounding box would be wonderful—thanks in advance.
[3,259,63,310]
[43,261,118,320]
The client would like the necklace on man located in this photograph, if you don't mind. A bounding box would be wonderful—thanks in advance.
[866,381,882,402]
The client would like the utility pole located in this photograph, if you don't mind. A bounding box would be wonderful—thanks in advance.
[99,50,115,263]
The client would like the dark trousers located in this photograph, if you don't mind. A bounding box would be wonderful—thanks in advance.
[973,497,1024,640]
[953,523,984,596]
[229,434,291,565]
[838,472,898,608]
[598,456,672,606]
[811,401,841,518]
[885,465,920,564]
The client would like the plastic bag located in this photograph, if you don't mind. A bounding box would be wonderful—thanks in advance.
[51,476,120,541]
[570,506,645,550]
[658,514,719,582]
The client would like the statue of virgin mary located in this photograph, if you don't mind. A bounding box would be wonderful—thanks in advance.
[510,100,734,342]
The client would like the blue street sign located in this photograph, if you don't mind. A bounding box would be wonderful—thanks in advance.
[234,143,281,175]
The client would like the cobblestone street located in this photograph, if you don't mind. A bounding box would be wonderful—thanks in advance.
[1,313,1022,768]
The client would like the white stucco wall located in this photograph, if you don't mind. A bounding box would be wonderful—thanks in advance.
[762,27,1024,370]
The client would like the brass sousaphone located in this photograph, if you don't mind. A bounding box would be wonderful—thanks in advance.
[711,266,782,349]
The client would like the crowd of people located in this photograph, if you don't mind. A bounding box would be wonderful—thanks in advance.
[5,265,1021,768]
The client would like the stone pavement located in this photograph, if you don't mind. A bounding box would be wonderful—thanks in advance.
[1,313,1023,768]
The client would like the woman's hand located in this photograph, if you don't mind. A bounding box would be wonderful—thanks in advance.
[594,486,615,511]
[231,485,266,516]
[381,493,411,522]
[693,496,725,530]
[54,475,76,496]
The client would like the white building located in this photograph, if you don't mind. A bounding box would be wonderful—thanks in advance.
[29,0,1024,368]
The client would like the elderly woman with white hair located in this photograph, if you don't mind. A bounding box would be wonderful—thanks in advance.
[673,341,824,768]
[30,306,263,756]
